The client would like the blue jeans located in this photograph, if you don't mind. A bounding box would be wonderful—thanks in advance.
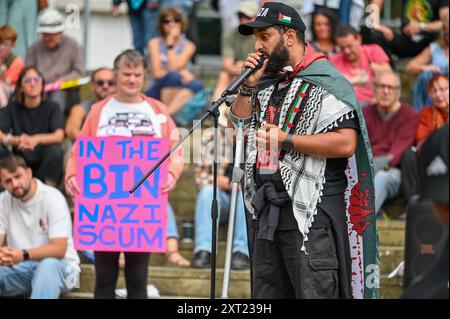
[167,203,179,239]
[146,71,203,100]
[160,0,194,18]
[194,185,249,256]
[129,7,159,57]
[0,258,78,299]
[375,168,401,214]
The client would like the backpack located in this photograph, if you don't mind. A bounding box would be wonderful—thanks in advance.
[172,87,213,126]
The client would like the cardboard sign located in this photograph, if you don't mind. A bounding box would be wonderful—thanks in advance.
[74,137,168,252]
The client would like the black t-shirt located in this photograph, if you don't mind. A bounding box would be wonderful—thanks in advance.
[254,83,360,230]
[401,0,449,40]
[0,99,64,162]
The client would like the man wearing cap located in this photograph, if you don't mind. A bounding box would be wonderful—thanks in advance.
[230,2,377,299]
[402,125,449,299]
[212,1,259,102]
[26,8,85,115]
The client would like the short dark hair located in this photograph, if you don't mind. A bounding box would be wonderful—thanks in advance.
[334,24,360,41]
[13,66,46,105]
[311,8,338,44]
[90,67,112,83]
[0,155,28,173]
[273,24,305,45]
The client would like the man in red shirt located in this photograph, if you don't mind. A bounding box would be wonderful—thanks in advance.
[330,25,390,106]
[362,70,419,215]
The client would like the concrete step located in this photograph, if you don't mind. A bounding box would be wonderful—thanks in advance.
[75,264,403,299]
[380,275,404,299]
[75,264,251,298]
[145,241,403,276]
[379,246,404,275]
[377,220,405,247]
[62,292,203,299]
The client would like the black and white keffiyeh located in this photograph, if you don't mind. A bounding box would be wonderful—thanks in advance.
[243,78,354,251]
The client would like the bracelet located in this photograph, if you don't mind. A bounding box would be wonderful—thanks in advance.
[238,83,256,96]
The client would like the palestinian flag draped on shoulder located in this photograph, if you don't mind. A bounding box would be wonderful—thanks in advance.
[296,56,379,299]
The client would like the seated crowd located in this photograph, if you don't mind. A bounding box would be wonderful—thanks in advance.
[0,0,449,299]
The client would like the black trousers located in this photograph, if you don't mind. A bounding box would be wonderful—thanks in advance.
[400,148,423,200]
[247,208,340,299]
[94,252,150,299]
[0,143,64,185]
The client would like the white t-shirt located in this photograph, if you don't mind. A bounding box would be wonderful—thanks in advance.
[96,97,166,137]
[0,179,80,272]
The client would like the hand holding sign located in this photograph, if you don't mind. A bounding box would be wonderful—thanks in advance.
[161,172,176,193]
[65,176,80,198]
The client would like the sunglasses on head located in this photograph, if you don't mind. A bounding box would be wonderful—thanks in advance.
[23,76,42,84]
[163,18,181,24]
[95,79,115,87]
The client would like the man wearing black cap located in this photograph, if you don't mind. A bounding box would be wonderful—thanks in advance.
[402,125,449,299]
[229,2,378,299]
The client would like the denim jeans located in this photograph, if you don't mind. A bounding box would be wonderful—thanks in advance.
[146,71,203,100]
[194,185,249,256]
[129,7,159,58]
[167,203,179,239]
[375,168,402,214]
[0,258,78,299]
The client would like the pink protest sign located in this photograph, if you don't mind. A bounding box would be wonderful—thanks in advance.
[74,136,168,252]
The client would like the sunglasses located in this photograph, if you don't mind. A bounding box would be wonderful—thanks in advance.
[95,79,115,87]
[23,76,42,84]
[163,18,181,24]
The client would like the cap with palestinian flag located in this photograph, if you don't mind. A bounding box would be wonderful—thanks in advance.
[239,2,306,36]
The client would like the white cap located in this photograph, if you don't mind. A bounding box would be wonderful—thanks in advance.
[37,8,64,34]
[238,1,259,18]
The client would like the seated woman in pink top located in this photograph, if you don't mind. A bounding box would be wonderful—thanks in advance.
[0,25,25,108]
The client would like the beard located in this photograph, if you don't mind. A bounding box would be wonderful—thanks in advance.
[11,182,31,199]
[265,38,290,73]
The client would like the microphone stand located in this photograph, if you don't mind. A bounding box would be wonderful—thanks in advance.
[221,107,244,298]
[131,57,263,299]
[130,90,233,299]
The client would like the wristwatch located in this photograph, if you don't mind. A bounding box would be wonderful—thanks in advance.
[281,133,294,152]
[22,249,30,261]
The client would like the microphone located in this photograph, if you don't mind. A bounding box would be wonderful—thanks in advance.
[223,54,267,95]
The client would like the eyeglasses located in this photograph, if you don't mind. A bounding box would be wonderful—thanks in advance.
[163,18,181,25]
[375,83,399,91]
[95,79,115,87]
[23,76,42,84]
